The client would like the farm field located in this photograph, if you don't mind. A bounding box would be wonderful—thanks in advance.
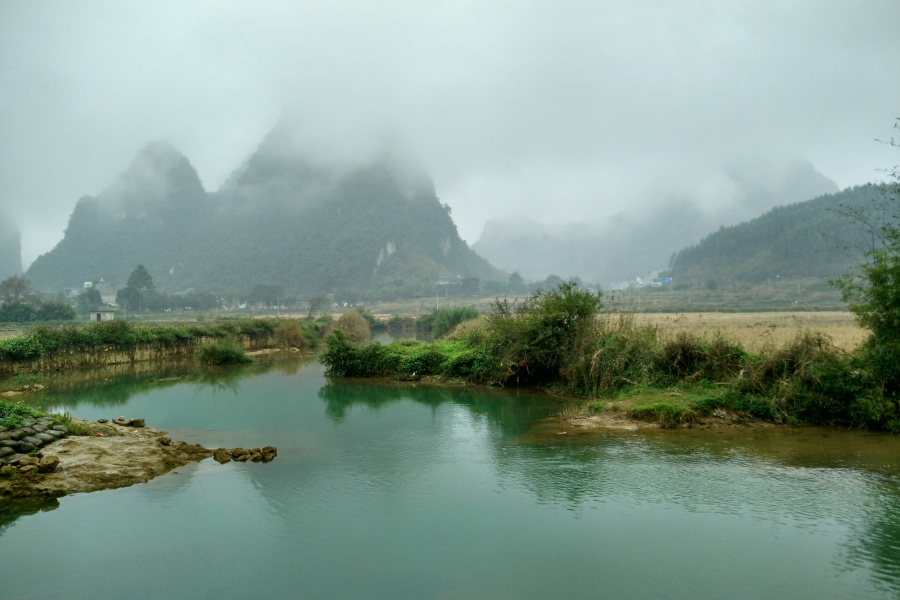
[631,311,866,352]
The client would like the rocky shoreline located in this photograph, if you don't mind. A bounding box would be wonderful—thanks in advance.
[0,416,277,499]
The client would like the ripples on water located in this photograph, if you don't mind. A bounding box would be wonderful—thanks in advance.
[0,357,898,599]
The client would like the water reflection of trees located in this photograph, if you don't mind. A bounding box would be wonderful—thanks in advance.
[317,379,558,435]
[499,431,900,594]
[30,357,314,411]
[0,498,59,538]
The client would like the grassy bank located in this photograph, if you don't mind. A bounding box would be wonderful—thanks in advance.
[322,283,899,433]
[0,318,328,364]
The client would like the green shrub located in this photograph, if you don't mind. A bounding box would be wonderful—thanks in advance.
[35,301,76,321]
[197,340,253,365]
[430,306,480,339]
[334,310,371,343]
[485,282,603,381]
[0,302,36,323]
[274,320,310,350]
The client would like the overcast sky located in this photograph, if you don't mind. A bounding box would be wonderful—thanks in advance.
[2,0,899,268]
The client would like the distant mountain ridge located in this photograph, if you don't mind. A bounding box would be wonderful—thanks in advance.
[26,133,501,296]
[472,159,839,285]
[666,185,887,284]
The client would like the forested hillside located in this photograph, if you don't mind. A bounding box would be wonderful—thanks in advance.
[26,132,501,297]
[666,185,886,284]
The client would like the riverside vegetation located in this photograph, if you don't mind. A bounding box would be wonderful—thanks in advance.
[322,281,900,432]
[0,317,328,371]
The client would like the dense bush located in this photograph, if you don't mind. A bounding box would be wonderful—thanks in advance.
[429,306,480,339]
[320,330,500,381]
[273,320,312,349]
[197,340,253,365]
[35,301,77,321]
[333,310,371,343]
[484,282,603,381]
[0,302,36,323]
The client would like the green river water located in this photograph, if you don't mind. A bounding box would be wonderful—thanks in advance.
[1,356,899,599]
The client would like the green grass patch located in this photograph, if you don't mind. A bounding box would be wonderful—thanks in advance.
[0,400,44,429]
[628,402,697,428]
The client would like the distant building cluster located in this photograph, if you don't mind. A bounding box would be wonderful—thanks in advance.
[609,271,671,291]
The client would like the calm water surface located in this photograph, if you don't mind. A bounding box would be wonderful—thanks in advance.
[1,357,899,599]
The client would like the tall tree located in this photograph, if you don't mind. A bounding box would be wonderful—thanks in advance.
[833,119,900,396]
[127,265,155,292]
[116,286,143,312]
[77,287,102,314]
[0,275,31,304]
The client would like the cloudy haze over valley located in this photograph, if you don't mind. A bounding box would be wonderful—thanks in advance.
[1,0,899,275]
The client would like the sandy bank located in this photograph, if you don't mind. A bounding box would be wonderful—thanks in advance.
[558,406,775,433]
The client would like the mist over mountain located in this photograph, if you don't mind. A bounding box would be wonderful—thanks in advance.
[26,128,500,297]
[0,208,22,279]
[472,160,839,286]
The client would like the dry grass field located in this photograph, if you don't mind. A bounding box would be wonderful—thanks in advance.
[630,311,867,353]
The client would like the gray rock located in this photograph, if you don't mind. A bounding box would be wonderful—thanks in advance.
[34,433,55,444]
[54,425,68,434]
[8,430,25,441]
[45,430,65,438]
[0,425,7,432]
[2,454,29,465]
[0,440,18,449]
[18,427,35,436]
[0,447,13,459]
[21,419,36,427]
[17,441,35,454]
[32,425,47,433]
[23,435,43,447]
[0,431,11,441]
